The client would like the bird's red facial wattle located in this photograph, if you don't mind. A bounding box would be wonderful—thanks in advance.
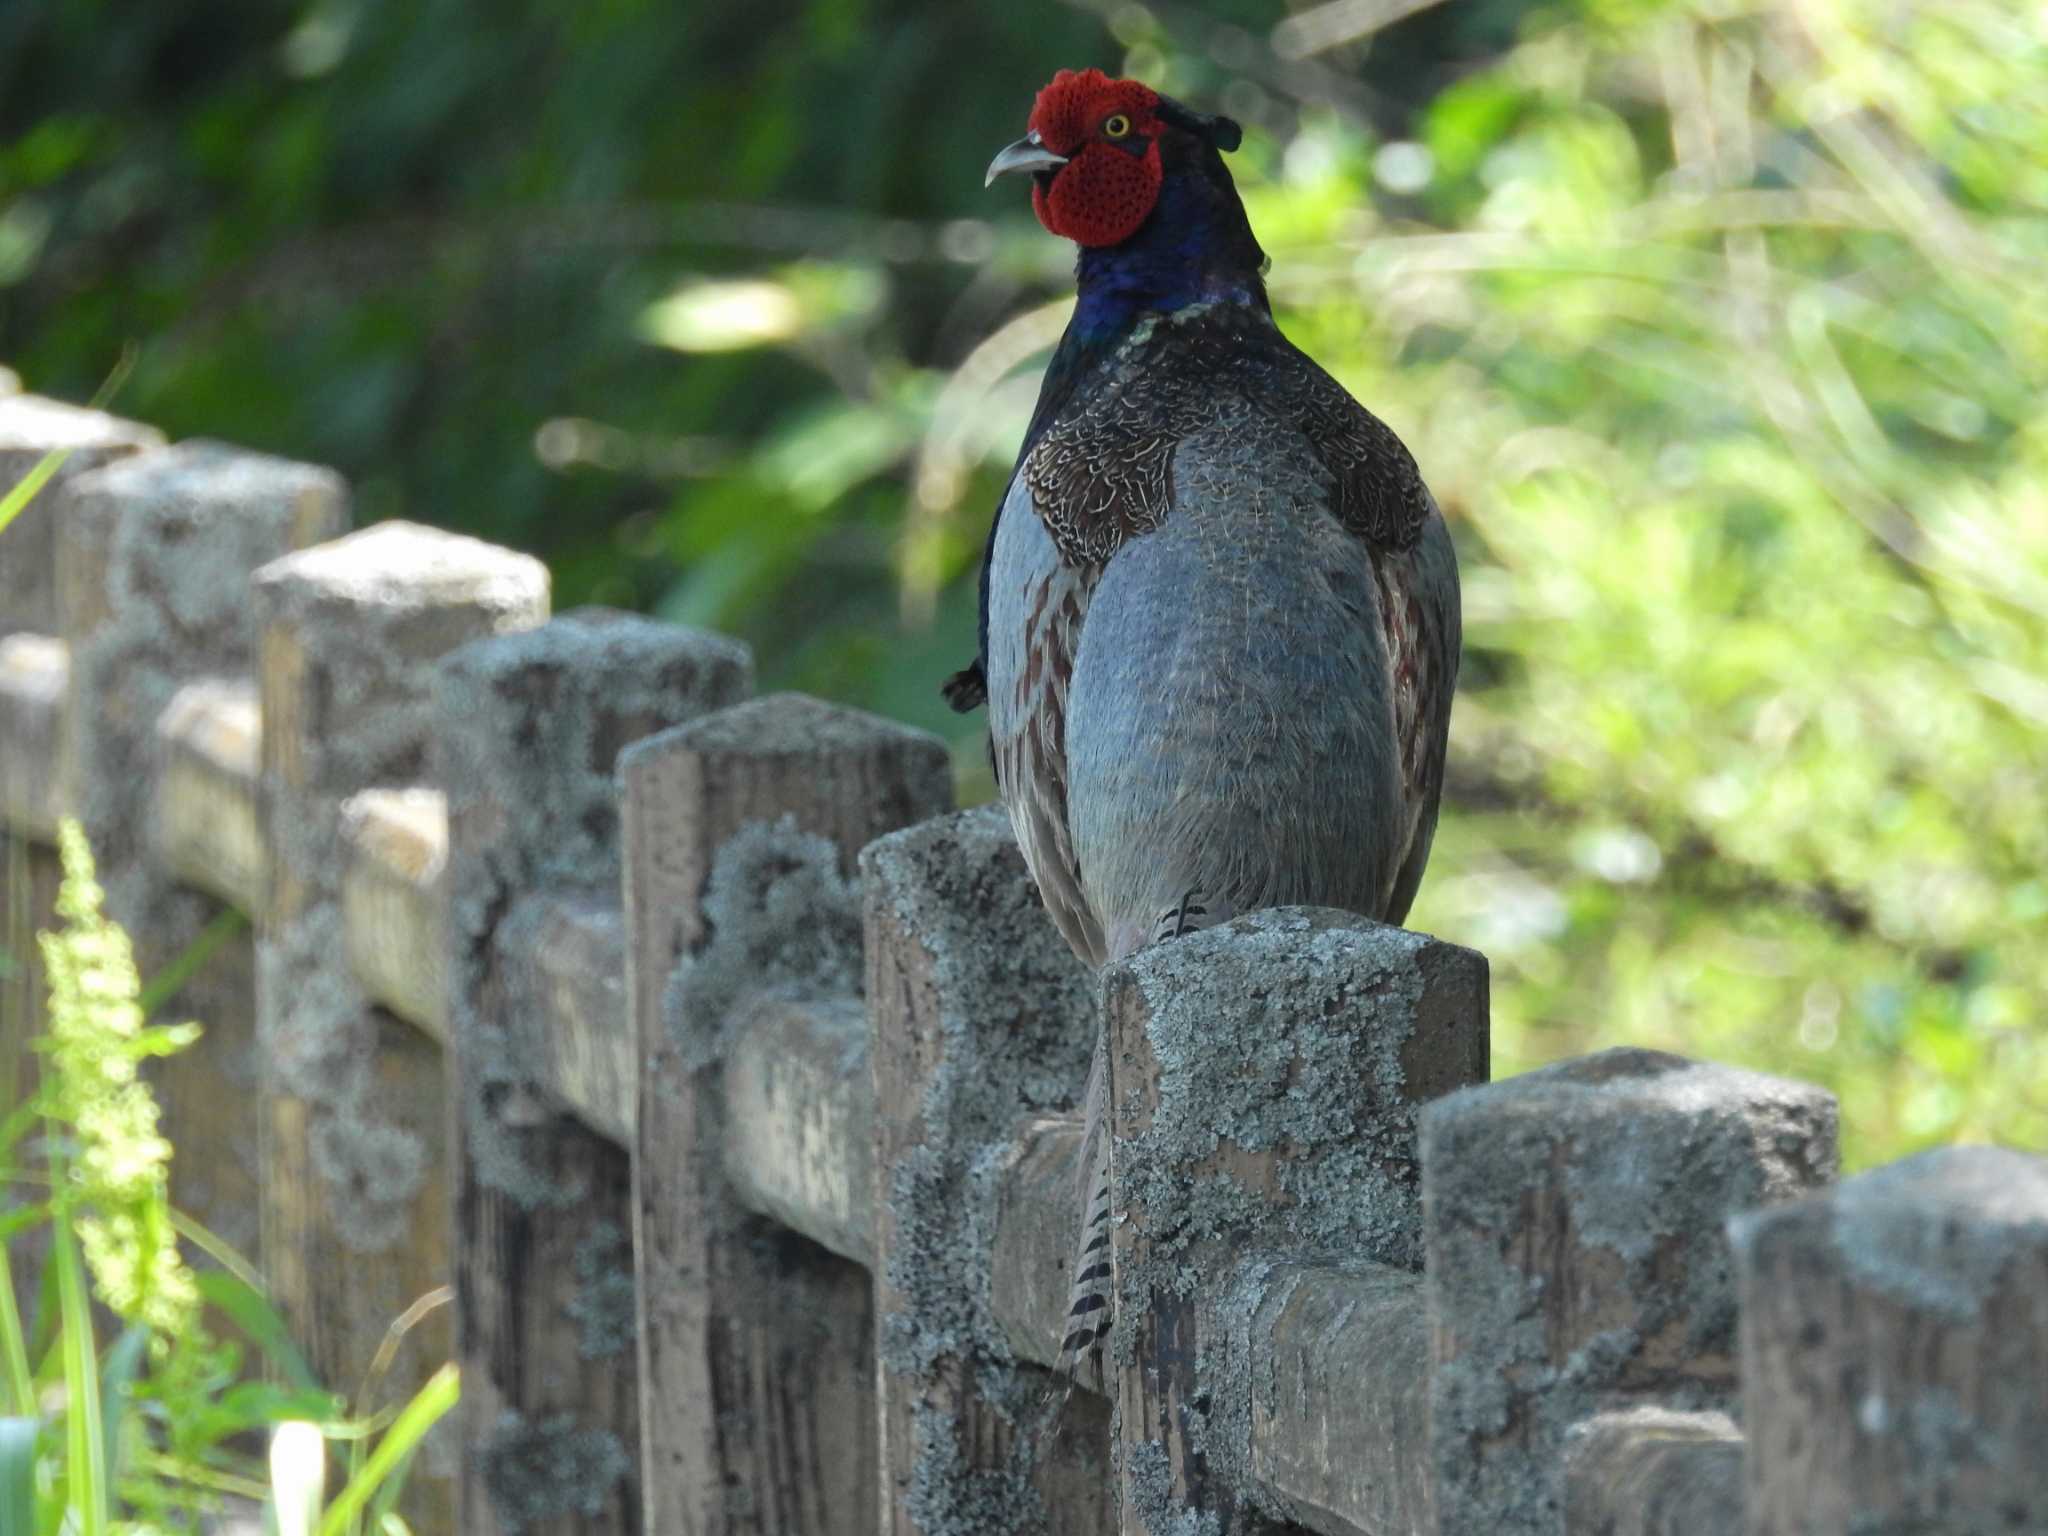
[1005,69,1166,247]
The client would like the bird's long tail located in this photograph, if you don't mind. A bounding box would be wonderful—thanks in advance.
[1054,892,1232,1397]
[1056,1027,1114,1391]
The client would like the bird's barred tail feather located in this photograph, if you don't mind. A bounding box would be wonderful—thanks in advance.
[1056,1028,1114,1392]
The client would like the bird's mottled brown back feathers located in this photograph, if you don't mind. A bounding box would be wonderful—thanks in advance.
[1021,306,1429,571]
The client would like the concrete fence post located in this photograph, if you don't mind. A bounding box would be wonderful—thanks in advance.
[1101,909,1488,1534]
[0,393,163,639]
[53,442,347,1252]
[0,395,163,1108]
[620,693,950,1536]
[861,805,1107,1536]
[435,608,751,1536]
[1422,1048,1838,1536]
[250,521,548,1522]
[1731,1144,2048,1535]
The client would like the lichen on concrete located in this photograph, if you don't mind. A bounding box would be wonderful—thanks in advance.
[1123,1438,1222,1536]
[60,440,348,928]
[479,1409,632,1533]
[1110,911,1481,1283]
[566,1221,636,1360]
[1424,1046,1838,1535]
[1102,907,1485,1525]
[904,1392,1056,1536]
[49,441,342,1264]
[1822,1145,2048,1323]
[250,521,550,1248]
[258,902,428,1249]
[433,607,751,1206]
[663,813,863,1074]
[862,806,1098,1528]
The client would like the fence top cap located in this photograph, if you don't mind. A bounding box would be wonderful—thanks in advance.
[1730,1144,2048,1322]
[1427,1045,1829,1127]
[450,603,753,679]
[67,438,342,502]
[254,519,548,610]
[0,392,163,452]
[1110,904,1440,978]
[1736,1143,2048,1234]
[1841,1143,2048,1218]
[657,690,946,757]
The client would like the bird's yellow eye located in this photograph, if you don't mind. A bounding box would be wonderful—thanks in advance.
[1103,113,1132,139]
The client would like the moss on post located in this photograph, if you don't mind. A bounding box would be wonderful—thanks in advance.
[55,441,348,1257]
[622,693,950,1536]
[1732,1145,2048,1535]
[1423,1048,1837,1536]
[863,805,1110,1536]
[252,520,548,1524]
[1103,908,1488,1535]
[436,607,752,1536]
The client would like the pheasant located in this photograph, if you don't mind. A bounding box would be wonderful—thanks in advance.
[946,68,1461,1384]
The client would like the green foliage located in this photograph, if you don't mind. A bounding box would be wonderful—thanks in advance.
[1301,0,2048,1165]
[4,0,2040,1164]
[1,821,450,1533]
[38,820,202,1339]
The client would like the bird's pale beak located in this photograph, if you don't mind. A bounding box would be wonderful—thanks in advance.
[986,133,1068,188]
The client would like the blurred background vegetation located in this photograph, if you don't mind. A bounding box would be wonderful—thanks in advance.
[2,0,2041,1167]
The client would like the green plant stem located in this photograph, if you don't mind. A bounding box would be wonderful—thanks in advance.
[169,1208,265,1292]
[53,1191,107,1536]
[316,1364,458,1536]
[135,1447,272,1501]
[138,907,247,1021]
[0,1245,32,1417]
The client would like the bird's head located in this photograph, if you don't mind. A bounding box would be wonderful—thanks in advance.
[986,68,1247,250]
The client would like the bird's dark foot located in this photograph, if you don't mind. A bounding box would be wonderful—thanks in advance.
[941,661,987,712]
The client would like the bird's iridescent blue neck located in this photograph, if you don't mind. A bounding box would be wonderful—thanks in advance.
[1068,165,1266,343]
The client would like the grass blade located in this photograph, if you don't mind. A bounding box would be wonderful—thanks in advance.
[99,1324,149,1494]
[0,1242,35,1417]
[54,1213,107,1536]
[0,1417,36,1536]
[365,1442,416,1531]
[171,1208,266,1293]
[0,345,135,541]
[195,1269,321,1394]
[0,446,72,540]
[316,1364,458,1536]
[137,908,246,1021]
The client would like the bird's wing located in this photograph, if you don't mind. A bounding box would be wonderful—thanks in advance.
[1272,336,1459,923]
[985,473,1108,970]
[1376,503,1461,925]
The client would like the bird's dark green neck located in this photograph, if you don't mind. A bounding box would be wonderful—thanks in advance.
[1069,136,1269,344]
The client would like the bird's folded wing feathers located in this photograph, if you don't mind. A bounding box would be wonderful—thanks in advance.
[988,522,1107,973]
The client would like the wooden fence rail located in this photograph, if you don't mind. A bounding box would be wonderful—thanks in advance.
[1,379,2043,1536]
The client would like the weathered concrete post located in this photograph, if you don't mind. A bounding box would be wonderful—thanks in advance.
[1102,908,1488,1534]
[251,521,548,1518]
[436,608,751,1536]
[1422,1048,1838,1536]
[0,395,163,1107]
[621,693,950,1536]
[1561,1406,1745,1536]
[1731,1144,2048,1535]
[863,805,1107,1536]
[0,392,163,639]
[54,442,348,1252]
